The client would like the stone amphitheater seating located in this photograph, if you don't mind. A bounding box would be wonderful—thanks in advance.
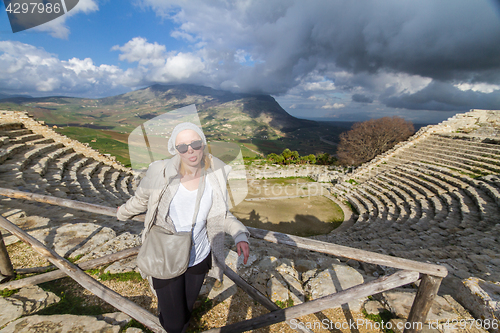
[0,113,140,260]
[319,109,500,296]
[0,125,134,204]
[0,110,498,328]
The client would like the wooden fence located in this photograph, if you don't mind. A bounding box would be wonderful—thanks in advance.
[0,188,447,333]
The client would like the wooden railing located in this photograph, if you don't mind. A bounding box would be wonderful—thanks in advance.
[0,188,447,333]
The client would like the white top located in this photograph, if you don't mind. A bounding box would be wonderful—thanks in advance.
[169,178,212,266]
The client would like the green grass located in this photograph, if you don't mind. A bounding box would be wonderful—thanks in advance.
[121,319,154,333]
[363,309,396,333]
[1,288,19,298]
[187,297,214,333]
[36,278,106,316]
[275,298,294,309]
[98,271,143,282]
[344,200,359,215]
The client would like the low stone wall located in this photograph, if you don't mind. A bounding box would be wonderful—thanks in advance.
[248,164,344,182]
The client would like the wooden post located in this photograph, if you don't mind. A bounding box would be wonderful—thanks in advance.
[0,230,15,283]
[0,215,165,333]
[403,274,443,333]
[223,266,313,333]
[202,270,420,333]
[1,246,140,290]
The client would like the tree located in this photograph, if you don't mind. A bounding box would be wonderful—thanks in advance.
[267,153,284,164]
[337,116,414,166]
[316,152,332,165]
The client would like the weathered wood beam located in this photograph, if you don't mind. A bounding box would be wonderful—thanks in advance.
[203,270,420,333]
[223,266,313,333]
[0,188,447,277]
[0,230,15,283]
[0,187,123,219]
[247,227,447,278]
[404,274,443,333]
[0,215,165,333]
[15,265,55,274]
[1,246,140,290]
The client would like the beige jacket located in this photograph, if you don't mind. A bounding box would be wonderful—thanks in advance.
[117,153,249,282]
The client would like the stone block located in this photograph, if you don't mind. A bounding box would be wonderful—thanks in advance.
[267,275,289,303]
[455,277,500,331]
[383,291,465,323]
[0,314,120,333]
[305,264,365,310]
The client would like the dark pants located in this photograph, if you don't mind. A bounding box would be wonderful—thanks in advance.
[152,253,212,333]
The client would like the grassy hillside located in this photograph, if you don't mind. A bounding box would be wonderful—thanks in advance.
[0,84,343,159]
[54,126,131,167]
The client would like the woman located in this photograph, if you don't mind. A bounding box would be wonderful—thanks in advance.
[117,122,250,333]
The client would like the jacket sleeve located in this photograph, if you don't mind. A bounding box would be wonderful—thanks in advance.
[116,163,158,221]
[224,211,250,245]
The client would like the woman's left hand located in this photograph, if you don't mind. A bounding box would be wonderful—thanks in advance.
[236,241,250,265]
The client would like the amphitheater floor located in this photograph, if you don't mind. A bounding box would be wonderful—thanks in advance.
[231,195,344,237]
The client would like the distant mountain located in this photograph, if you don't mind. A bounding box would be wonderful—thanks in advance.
[4,84,316,140]
[0,92,32,100]
[99,84,315,138]
[1,84,341,155]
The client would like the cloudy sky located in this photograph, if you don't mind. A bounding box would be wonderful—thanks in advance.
[1,0,500,123]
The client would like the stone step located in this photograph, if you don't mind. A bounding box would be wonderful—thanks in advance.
[362,183,399,221]
[0,128,32,138]
[400,146,498,175]
[0,121,24,131]
[432,133,500,154]
[45,152,83,182]
[90,165,123,205]
[369,179,410,224]
[425,136,500,160]
[377,174,422,223]
[0,136,8,148]
[0,143,30,164]
[31,146,75,177]
[30,137,55,145]
[350,191,377,220]
[19,142,65,171]
[412,162,500,224]
[414,141,500,172]
[392,153,486,179]
[115,173,132,199]
[9,133,44,144]
[356,186,388,221]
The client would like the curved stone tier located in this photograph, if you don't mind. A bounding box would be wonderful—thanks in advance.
[0,119,135,204]
[321,110,500,296]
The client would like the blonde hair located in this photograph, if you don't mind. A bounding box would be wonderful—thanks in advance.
[179,149,210,176]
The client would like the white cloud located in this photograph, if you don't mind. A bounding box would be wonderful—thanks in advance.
[112,37,167,66]
[455,82,500,93]
[303,81,336,91]
[34,0,98,39]
[0,41,123,96]
[321,103,345,109]
[110,38,206,85]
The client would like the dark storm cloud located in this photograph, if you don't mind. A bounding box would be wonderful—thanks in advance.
[3,0,500,115]
[382,81,500,111]
[352,94,373,104]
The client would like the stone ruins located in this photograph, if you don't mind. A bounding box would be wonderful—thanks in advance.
[0,109,499,332]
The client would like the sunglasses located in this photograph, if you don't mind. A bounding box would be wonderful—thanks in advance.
[175,140,203,154]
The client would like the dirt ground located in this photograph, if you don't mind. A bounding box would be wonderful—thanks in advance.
[231,196,343,237]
